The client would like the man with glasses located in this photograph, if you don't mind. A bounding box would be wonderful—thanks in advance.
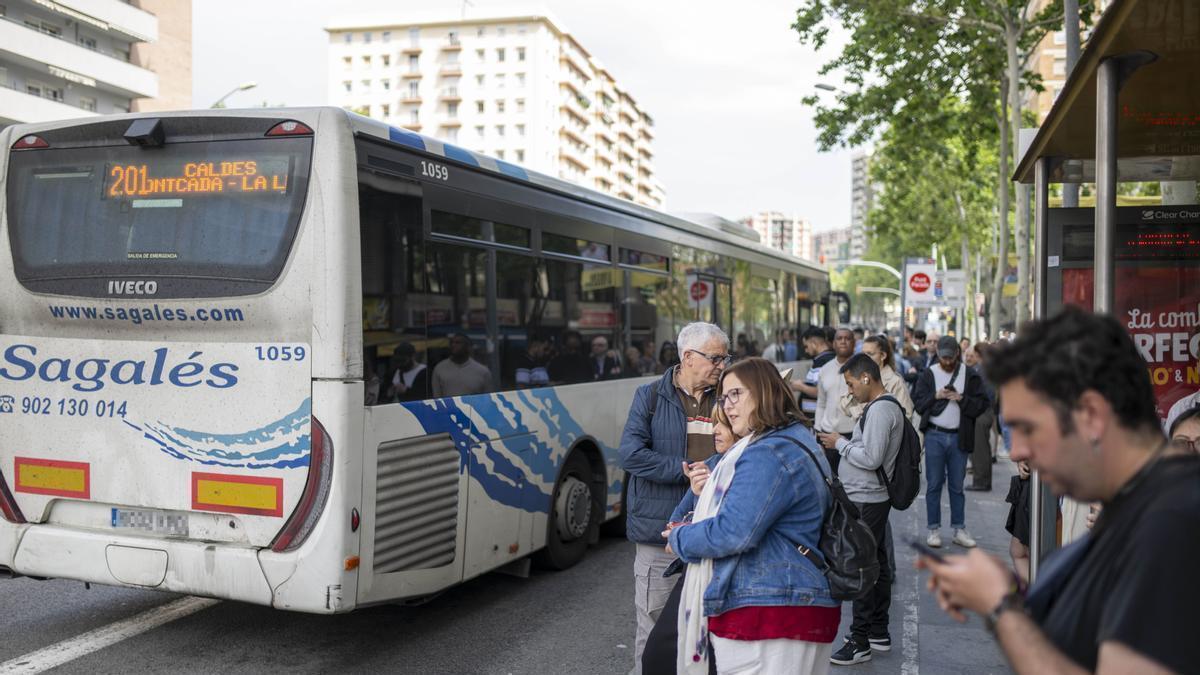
[618,322,730,674]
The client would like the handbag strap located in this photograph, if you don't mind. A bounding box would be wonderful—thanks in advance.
[769,433,841,571]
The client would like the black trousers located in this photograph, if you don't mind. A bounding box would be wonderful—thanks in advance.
[970,409,995,488]
[642,566,717,675]
[849,500,893,644]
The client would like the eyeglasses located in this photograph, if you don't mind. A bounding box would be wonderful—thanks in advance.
[1170,436,1198,454]
[718,387,746,409]
[688,349,733,367]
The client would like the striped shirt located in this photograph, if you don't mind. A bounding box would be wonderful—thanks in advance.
[674,373,717,462]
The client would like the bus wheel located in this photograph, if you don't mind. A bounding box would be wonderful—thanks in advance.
[535,452,596,570]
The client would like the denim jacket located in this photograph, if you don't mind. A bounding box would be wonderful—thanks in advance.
[668,422,835,616]
[669,452,724,524]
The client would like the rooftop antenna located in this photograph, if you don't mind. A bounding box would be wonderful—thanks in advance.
[460,0,474,20]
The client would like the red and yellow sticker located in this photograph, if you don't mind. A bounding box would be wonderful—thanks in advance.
[191,472,283,517]
[14,457,91,499]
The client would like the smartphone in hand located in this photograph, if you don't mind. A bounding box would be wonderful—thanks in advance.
[908,538,947,563]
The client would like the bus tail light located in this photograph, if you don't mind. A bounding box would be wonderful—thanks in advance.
[266,121,313,137]
[12,135,49,150]
[0,469,27,524]
[270,416,334,552]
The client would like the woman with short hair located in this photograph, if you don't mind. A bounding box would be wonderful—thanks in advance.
[666,357,838,674]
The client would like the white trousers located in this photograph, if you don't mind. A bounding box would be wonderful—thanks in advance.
[710,636,833,675]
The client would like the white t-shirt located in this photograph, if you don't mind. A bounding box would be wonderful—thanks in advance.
[816,356,854,434]
[929,363,966,429]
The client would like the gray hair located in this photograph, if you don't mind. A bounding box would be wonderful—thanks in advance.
[677,322,730,355]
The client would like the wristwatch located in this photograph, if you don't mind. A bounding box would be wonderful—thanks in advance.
[984,585,1025,633]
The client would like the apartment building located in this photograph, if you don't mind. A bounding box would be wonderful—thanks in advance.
[849,150,875,260]
[744,211,812,261]
[0,0,188,128]
[325,11,665,208]
[812,226,851,266]
[1026,0,1112,121]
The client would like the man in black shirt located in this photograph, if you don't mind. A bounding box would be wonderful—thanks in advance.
[918,307,1200,674]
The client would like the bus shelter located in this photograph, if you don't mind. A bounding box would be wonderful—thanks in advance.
[1013,0,1199,575]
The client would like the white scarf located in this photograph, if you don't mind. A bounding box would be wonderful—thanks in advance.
[677,433,755,674]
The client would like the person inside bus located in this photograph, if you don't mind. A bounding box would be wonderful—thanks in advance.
[431,333,491,398]
[548,330,592,384]
[624,346,647,378]
[638,340,658,376]
[512,336,550,389]
[658,341,680,373]
[590,335,623,381]
[667,358,838,674]
[389,342,430,402]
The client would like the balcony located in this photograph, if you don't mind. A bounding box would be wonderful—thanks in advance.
[441,117,462,127]
[401,44,423,54]
[0,16,157,98]
[559,50,590,79]
[400,94,422,104]
[559,144,589,171]
[402,123,422,132]
[441,36,462,51]
[439,87,461,102]
[0,83,97,125]
[401,70,422,79]
[439,62,462,76]
[41,0,158,42]
[559,102,589,129]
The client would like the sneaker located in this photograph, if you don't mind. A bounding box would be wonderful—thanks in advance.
[926,530,942,548]
[868,634,892,652]
[953,528,977,548]
[831,638,872,666]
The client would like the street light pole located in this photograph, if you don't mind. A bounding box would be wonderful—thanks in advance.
[211,81,258,109]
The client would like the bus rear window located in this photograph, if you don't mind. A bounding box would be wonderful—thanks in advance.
[6,136,312,297]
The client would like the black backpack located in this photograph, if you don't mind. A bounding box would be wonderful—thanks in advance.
[778,435,879,601]
[861,395,923,510]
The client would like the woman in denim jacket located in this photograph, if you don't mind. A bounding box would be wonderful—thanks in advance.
[667,357,838,674]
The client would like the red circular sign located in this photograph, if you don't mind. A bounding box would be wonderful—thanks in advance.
[909,273,931,293]
[690,281,709,301]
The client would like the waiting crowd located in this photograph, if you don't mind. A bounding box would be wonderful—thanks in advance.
[618,311,1200,674]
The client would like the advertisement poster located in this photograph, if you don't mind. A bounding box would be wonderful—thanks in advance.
[1063,266,1200,419]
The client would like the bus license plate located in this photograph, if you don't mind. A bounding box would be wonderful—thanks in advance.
[111,508,188,537]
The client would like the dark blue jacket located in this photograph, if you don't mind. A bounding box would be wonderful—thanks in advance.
[618,367,693,545]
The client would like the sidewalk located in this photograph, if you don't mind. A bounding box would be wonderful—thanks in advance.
[832,456,1017,675]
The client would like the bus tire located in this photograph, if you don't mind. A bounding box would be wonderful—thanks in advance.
[600,472,628,538]
[534,452,597,570]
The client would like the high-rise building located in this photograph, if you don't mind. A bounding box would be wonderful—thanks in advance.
[743,211,812,261]
[0,0,189,129]
[1025,0,1111,121]
[325,11,664,208]
[812,227,851,266]
[849,150,874,259]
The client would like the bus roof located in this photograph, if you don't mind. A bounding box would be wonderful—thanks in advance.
[342,109,828,277]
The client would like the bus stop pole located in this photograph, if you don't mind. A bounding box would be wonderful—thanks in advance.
[1029,156,1057,581]
[1095,57,1119,314]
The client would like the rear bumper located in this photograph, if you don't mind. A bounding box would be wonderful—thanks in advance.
[3,522,274,606]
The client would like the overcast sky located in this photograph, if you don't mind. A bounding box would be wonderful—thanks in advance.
[193,0,853,231]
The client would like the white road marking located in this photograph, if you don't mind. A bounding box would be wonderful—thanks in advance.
[0,596,219,675]
[901,518,921,675]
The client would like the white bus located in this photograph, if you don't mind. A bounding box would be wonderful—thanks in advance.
[0,109,845,613]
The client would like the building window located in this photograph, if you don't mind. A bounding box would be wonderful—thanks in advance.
[343,56,352,70]
[77,36,97,50]
[476,26,485,37]
[408,54,419,69]
[496,125,505,137]
[364,32,372,44]
[344,33,352,44]
[381,103,390,117]
[498,27,506,37]
[409,27,420,43]
[496,73,505,88]
[79,96,97,112]
[476,74,485,86]
[476,48,485,61]
[517,24,526,34]
[496,48,506,62]
[362,55,372,67]
[515,149,524,162]
[410,110,420,124]
[496,149,505,159]
[475,125,484,138]
[382,79,391,91]
[516,98,525,113]
[496,99,505,113]
[517,47,526,61]
[447,102,458,117]
[409,80,419,97]
[382,30,391,43]
[382,54,390,67]
[516,124,525,136]
[446,127,458,142]
[343,80,352,93]
[361,79,371,91]
[515,72,525,87]
[476,100,485,113]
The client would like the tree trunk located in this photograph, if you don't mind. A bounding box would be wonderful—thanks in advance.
[990,67,1011,338]
[1011,21,1030,328]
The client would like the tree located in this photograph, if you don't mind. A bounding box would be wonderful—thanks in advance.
[795,0,1094,334]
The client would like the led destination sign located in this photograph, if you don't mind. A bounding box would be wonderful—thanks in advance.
[105,157,291,199]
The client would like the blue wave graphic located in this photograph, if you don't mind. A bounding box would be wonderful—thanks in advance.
[401,388,622,514]
[128,398,311,469]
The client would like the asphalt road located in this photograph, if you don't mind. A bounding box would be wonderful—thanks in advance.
[0,459,1019,675]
